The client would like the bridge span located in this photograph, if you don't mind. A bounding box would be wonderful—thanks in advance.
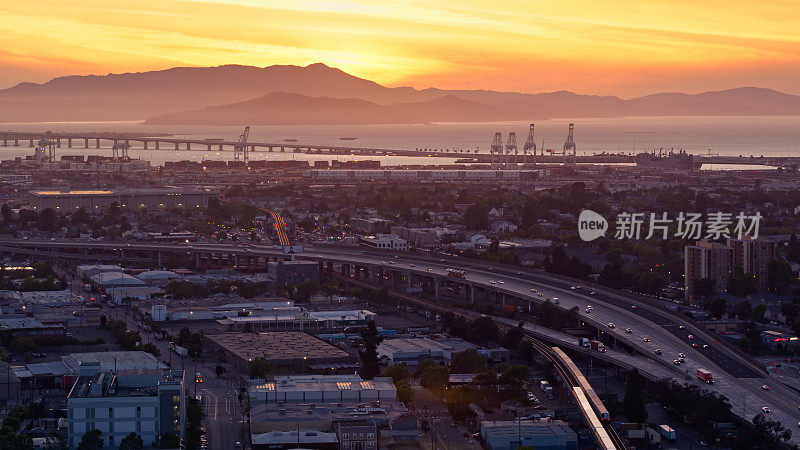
[2,130,798,166]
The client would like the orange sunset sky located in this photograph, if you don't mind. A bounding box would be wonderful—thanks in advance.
[2,0,799,97]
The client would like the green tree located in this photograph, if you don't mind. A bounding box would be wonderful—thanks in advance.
[734,300,752,320]
[40,207,58,232]
[1,203,11,226]
[249,356,276,379]
[382,364,410,383]
[358,320,383,379]
[768,259,793,293]
[709,298,727,318]
[622,369,647,422]
[395,378,413,403]
[158,432,180,449]
[119,432,144,450]
[728,269,757,297]
[752,303,768,324]
[419,365,449,393]
[449,349,487,374]
[445,385,473,420]
[500,322,525,350]
[76,429,103,450]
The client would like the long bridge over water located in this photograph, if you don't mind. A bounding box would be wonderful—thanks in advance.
[1,130,798,167]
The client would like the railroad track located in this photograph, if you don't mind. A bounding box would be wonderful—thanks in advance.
[327,270,626,449]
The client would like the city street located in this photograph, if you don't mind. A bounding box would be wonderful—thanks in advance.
[409,380,480,450]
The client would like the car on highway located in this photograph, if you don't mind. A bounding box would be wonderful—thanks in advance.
[702,344,709,349]
[673,359,681,365]
[498,280,504,284]
[490,280,497,284]
[762,385,770,390]
[643,337,650,343]
[537,293,543,297]
[551,297,559,304]
[584,308,591,313]
[440,258,446,262]
[654,349,662,355]
[427,268,432,272]
[608,323,615,329]
[631,305,637,309]
[688,334,695,339]
[678,353,686,359]
[691,342,699,348]
[410,264,415,267]
[530,288,537,293]
[762,407,771,413]
[678,325,685,329]
[195,372,203,383]
[586,305,593,311]
[589,291,596,295]
[625,328,633,334]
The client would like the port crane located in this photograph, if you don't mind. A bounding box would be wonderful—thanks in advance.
[112,139,130,159]
[563,123,577,165]
[34,132,57,163]
[523,124,537,165]
[490,132,503,167]
[505,132,517,166]
[233,126,251,163]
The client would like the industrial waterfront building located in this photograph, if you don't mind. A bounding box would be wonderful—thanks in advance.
[28,186,219,211]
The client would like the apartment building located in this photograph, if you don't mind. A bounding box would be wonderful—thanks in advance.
[685,238,777,300]
[67,369,184,449]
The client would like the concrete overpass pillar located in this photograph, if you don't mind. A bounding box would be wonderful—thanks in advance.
[155,141,160,150]
[143,141,148,150]
[207,144,212,151]
[29,138,34,146]
[84,138,89,148]
[195,253,201,269]
[174,142,179,150]
[434,277,440,299]
[95,138,100,148]
[157,251,163,267]
[469,284,475,303]
[326,262,333,273]
[67,138,72,148]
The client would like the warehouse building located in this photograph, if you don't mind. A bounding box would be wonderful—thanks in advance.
[206,332,357,372]
[377,337,509,365]
[480,420,578,450]
[28,186,218,211]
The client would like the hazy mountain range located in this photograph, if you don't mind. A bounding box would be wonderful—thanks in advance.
[1,63,799,125]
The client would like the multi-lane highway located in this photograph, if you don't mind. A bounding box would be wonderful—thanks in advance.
[3,237,799,441]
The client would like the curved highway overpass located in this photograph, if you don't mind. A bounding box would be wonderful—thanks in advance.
[1,237,798,441]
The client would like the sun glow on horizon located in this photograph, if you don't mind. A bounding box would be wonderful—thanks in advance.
[1,0,799,96]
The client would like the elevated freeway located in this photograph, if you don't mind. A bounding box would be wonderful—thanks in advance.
[1,237,798,441]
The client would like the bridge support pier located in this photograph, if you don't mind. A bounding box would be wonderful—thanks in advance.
[157,251,163,268]
[187,143,191,150]
[207,144,212,151]
[143,141,148,150]
[155,141,160,150]
[433,277,440,299]
[174,143,179,150]
[96,138,100,148]
[67,138,72,148]
[84,138,89,148]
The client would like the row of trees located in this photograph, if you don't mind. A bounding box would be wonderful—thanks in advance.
[166,279,268,300]
[103,318,160,357]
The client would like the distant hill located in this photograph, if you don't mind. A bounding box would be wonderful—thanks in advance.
[142,92,519,125]
[2,63,800,124]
